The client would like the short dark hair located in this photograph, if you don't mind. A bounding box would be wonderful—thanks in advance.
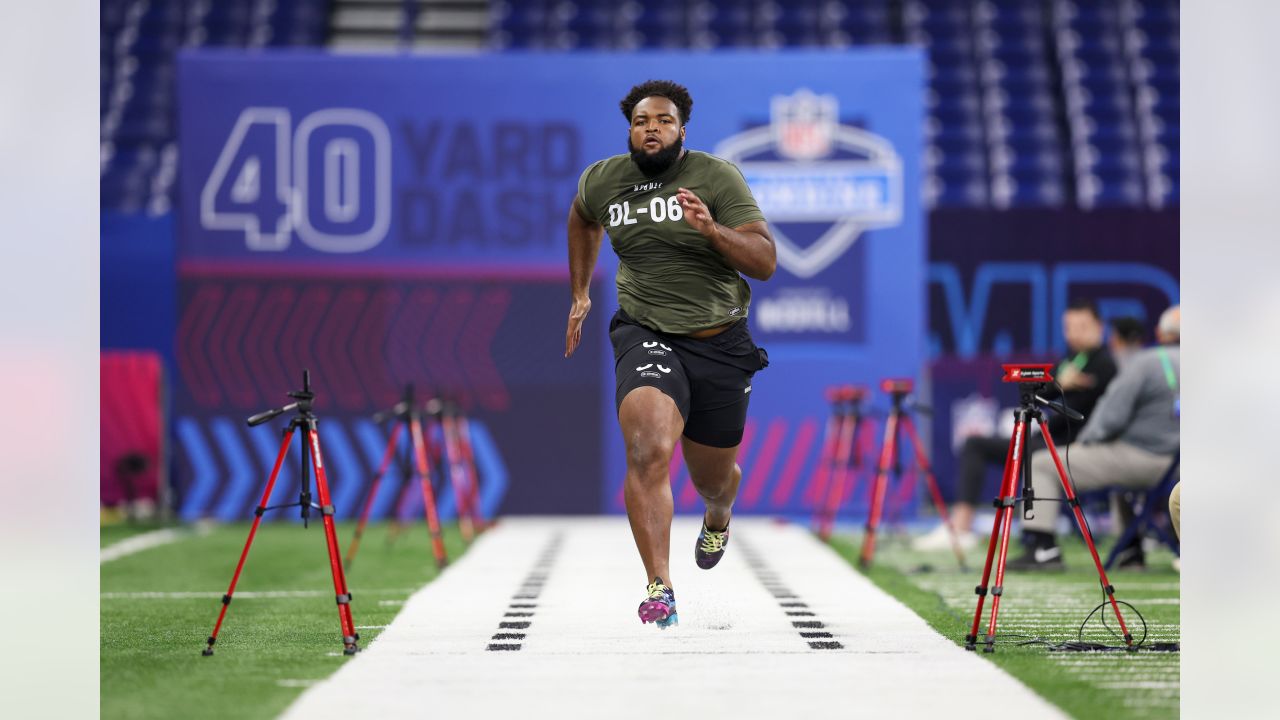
[1066,299,1100,320]
[1109,316,1146,344]
[620,80,693,126]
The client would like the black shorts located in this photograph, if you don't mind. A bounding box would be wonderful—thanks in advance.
[609,309,769,448]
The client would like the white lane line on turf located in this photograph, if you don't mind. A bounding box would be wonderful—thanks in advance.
[100,528,186,563]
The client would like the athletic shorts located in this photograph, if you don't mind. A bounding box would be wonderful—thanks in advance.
[609,308,769,448]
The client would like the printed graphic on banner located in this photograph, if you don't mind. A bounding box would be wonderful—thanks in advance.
[178,49,924,518]
[715,89,904,344]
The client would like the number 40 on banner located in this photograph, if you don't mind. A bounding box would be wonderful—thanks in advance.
[200,107,392,253]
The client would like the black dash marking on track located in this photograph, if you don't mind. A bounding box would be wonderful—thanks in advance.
[484,532,564,653]
[808,641,844,650]
[737,536,844,652]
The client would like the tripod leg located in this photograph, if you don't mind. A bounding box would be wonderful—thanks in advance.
[983,416,1032,652]
[440,416,475,542]
[808,410,841,531]
[902,417,968,570]
[459,416,484,531]
[843,415,867,509]
[306,427,361,655]
[1039,424,1135,647]
[859,410,900,567]
[411,416,449,570]
[387,444,413,545]
[345,422,403,570]
[967,424,1019,650]
[819,409,857,541]
[203,429,296,656]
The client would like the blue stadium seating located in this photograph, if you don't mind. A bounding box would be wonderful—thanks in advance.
[100,0,1179,213]
[100,0,329,214]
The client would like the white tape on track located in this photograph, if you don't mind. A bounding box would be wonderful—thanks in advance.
[282,517,1064,719]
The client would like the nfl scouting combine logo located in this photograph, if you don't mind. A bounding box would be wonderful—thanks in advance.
[713,89,903,279]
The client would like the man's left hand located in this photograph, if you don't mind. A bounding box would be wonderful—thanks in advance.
[677,188,716,238]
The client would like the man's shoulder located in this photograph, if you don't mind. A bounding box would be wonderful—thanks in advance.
[686,150,743,173]
[582,153,631,176]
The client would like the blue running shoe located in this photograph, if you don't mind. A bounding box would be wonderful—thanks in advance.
[637,577,678,628]
[695,520,730,570]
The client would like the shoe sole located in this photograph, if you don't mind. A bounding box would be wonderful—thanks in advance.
[638,601,677,628]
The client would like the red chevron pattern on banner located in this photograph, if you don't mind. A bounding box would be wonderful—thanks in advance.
[178,279,512,412]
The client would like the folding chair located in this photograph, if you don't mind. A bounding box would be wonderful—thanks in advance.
[1104,451,1180,570]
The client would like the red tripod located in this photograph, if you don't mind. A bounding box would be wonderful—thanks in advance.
[814,385,871,541]
[859,378,967,570]
[430,398,485,538]
[965,364,1133,653]
[345,385,449,571]
[203,370,359,656]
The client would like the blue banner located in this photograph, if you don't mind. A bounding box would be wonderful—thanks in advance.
[177,49,925,520]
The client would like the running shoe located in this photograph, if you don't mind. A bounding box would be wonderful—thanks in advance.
[695,520,730,569]
[637,577,678,628]
[911,522,977,552]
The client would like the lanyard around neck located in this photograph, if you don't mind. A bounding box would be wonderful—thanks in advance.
[1157,347,1178,391]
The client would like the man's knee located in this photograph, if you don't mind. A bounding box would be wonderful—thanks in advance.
[626,432,675,478]
[691,463,739,501]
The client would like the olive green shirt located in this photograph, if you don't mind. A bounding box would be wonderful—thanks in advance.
[575,150,766,334]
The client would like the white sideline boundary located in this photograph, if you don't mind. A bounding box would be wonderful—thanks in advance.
[282,517,1065,720]
[100,528,186,563]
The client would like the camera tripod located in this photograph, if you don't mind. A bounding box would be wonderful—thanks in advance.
[814,385,871,541]
[202,370,359,657]
[344,384,448,571]
[426,397,485,540]
[859,379,967,570]
[965,364,1134,652]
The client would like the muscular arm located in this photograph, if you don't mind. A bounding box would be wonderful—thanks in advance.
[565,202,604,358]
[676,188,776,281]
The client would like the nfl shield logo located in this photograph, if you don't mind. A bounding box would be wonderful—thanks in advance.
[772,89,837,161]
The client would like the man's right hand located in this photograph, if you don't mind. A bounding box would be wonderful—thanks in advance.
[565,296,592,358]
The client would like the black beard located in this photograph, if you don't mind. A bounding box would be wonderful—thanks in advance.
[628,136,683,177]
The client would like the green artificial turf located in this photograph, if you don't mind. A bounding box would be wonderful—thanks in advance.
[101,521,466,720]
[828,529,1180,719]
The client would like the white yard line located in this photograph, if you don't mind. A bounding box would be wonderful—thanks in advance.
[100,589,417,600]
[100,528,187,563]
[281,517,1066,720]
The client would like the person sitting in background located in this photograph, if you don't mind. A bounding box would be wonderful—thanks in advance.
[915,299,1117,551]
[1008,305,1180,570]
[1107,316,1146,369]
[1106,315,1149,554]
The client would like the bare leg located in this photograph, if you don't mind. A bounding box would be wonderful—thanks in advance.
[951,502,975,534]
[619,387,684,586]
[682,436,741,531]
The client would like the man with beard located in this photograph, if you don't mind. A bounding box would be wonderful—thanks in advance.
[564,80,776,628]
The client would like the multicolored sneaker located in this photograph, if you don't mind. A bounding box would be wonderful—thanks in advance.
[695,520,730,569]
[637,577,678,628]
